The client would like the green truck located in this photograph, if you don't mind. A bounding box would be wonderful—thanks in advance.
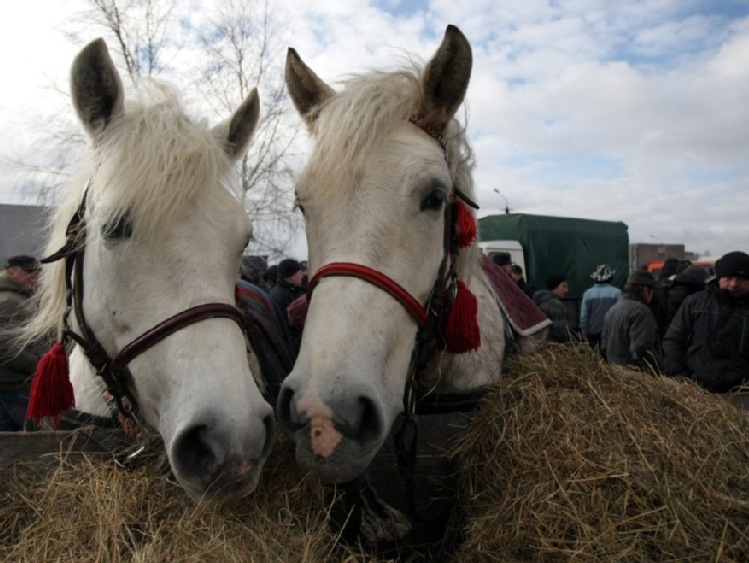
[478,213,630,328]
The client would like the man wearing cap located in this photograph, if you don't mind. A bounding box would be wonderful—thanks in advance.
[580,264,622,347]
[270,259,305,354]
[0,255,44,431]
[492,254,513,275]
[533,274,571,342]
[663,251,749,393]
[600,270,661,369]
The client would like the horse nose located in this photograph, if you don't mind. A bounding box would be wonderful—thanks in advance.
[170,413,274,495]
[277,384,383,446]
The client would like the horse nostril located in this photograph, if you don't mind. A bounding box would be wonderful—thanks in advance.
[172,424,219,483]
[356,395,381,445]
[261,414,275,457]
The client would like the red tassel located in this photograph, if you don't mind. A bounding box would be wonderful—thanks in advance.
[26,342,74,430]
[456,200,477,248]
[443,280,481,353]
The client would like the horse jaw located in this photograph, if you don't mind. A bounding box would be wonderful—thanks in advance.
[68,346,110,417]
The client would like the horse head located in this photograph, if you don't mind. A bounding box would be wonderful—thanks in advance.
[26,38,274,503]
[277,26,495,483]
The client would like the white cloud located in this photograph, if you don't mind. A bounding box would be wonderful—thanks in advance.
[1,0,747,258]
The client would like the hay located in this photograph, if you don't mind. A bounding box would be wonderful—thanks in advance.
[1,435,377,562]
[5,344,749,561]
[450,342,749,562]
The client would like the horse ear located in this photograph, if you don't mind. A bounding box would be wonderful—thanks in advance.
[418,25,472,131]
[215,88,260,161]
[285,48,335,130]
[70,38,124,137]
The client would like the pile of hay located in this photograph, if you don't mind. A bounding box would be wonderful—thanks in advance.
[1,435,375,562]
[5,343,749,561]
[450,343,749,561]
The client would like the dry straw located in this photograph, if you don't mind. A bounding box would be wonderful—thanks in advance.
[450,342,749,562]
[1,435,377,562]
[3,343,749,561]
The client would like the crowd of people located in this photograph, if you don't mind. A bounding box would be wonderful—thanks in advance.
[493,250,749,395]
[2,248,748,432]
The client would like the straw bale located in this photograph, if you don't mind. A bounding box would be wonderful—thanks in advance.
[449,342,749,562]
[1,434,378,562]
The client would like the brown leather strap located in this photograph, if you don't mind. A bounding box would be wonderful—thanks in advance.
[112,303,245,370]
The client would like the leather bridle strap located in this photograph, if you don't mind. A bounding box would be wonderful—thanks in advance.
[306,262,429,327]
[112,303,245,370]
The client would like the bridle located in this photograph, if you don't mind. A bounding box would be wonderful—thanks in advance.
[42,181,248,427]
[304,117,479,413]
[305,117,485,526]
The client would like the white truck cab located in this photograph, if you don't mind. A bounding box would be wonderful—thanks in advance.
[477,240,525,269]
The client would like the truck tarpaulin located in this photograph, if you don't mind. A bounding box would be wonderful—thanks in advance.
[478,213,629,301]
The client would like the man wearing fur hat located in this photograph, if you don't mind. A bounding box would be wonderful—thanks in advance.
[580,264,622,347]
[663,251,749,393]
[0,256,44,431]
[600,270,661,369]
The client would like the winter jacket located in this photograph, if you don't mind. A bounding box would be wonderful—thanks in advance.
[663,286,749,393]
[0,273,45,391]
[533,289,570,342]
[600,295,661,369]
[667,283,705,325]
[269,279,305,355]
[580,283,622,338]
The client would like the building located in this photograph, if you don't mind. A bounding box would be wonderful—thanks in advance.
[0,203,48,266]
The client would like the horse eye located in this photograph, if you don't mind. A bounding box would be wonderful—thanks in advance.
[421,189,447,212]
[102,214,133,241]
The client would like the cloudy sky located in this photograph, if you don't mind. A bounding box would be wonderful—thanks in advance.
[1,0,747,259]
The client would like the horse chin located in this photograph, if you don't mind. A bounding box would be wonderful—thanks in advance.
[175,458,265,505]
[291,428,380,484]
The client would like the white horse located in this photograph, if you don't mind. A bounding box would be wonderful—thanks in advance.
[278,25,547,483]
[20,38,273,503]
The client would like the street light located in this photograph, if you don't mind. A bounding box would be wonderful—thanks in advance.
[494,189,511,214]
[649,235,666,256]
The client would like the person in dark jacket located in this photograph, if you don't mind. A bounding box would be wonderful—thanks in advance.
[666,264,708,324]
[663,251,749,393]
[270,259,306,354]
[533,274,571,342]
[600,270,661,370]
[0,256,45,431]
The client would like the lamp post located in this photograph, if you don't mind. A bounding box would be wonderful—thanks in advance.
[649,235,666,256]
[493,189,511,214]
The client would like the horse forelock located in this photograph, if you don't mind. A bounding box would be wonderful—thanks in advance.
[308,65,480,281]
[22,83,243,345]
[92,84,240,243]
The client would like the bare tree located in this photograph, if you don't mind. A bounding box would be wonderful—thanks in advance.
[190,0,302,258]
[13,0,302,258]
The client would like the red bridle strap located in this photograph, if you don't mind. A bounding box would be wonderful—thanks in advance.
[306,262,429,327]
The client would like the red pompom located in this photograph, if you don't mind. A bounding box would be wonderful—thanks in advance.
[456,200,477,248]
[26,342,74,429]
[443,280,481,353]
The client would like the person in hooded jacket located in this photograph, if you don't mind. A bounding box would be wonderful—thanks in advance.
[533,274,571,342]
[666,264,708,326]
[663,251,749,393]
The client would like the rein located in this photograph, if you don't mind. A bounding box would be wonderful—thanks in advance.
[42,184,249,428]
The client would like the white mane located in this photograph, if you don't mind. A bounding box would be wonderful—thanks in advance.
[21,83,242,345]
[310,67,480,278]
